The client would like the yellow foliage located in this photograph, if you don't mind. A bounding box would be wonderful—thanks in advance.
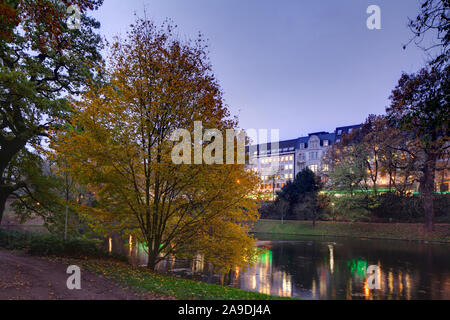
[51,18,261,271]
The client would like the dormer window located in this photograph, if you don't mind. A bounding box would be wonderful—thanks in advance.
[310,141,319,148]
[323,140,329,147]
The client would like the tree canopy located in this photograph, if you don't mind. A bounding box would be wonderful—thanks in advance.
[0,0,103,223]
[52,18,260,271]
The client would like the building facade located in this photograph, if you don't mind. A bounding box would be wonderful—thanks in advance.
[246,125,361,193]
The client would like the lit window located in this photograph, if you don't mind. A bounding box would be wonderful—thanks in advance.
[323,140,329,146]
[309,164,318,172]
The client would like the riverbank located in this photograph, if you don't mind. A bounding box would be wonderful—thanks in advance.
[252,219,450,243]
[0,249,166,300]
[0,228,288,300]
[73,258,292,300]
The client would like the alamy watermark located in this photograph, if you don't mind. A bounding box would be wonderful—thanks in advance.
[67,4,81,30]
[366,265,381,289]
[367,5,381,30]
[66,265,81,290]
[169,121,280,166]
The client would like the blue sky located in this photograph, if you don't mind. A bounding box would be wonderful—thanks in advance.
[91,0,429,140]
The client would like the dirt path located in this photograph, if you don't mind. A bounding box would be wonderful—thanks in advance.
[0,249,168,300]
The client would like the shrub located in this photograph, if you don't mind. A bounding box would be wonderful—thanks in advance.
[0,229,126,260]
[371,193,450,223]
[332,194,372,222]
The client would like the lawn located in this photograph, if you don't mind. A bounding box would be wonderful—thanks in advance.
[252,219,450,242]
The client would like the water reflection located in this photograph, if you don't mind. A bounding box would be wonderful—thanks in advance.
[111,234,450,300]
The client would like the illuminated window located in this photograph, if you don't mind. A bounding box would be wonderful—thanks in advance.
[323,140,329,147]
[309,164,318,172]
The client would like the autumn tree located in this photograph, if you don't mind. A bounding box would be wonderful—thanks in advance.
[387,66,449,231]
[7,151,88,236]
[0,0,103,223]
[52,18,260,271]
[324,134,370,195]
[406,0,449,67]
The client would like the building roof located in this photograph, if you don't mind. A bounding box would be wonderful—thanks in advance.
[247,138,297,155]
[246,124,360,154]
[335,124,361,137]
[308,131,329,136]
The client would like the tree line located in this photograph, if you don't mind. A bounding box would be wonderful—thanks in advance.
[0,1,260,271]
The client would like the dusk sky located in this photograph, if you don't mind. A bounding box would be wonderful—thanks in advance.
[92,0,429,140]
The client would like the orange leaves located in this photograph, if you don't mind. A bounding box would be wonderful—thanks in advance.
[51,16,260,272]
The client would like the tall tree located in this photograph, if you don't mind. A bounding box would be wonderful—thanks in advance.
[53,18,260,271]
[387,66,449,231]
[0,0,103,223]
[406,0,449,67]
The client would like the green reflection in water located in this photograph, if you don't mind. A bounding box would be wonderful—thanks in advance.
[347,259,368,278]
[257,248,273,265]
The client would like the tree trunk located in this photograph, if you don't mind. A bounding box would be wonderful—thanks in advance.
[421,154,436,232]
[147,251,158,270]
[147,254,156,271]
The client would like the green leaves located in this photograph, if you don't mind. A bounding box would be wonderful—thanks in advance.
[0,0,104,224]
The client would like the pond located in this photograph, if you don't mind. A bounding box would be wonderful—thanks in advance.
[111,234,450,300]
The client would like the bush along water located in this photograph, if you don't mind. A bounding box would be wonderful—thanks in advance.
[0,229,126,260]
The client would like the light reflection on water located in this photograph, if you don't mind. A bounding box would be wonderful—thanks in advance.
[110,234,450,300]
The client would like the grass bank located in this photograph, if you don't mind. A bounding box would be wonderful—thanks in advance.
[0,228,291,300]
[252,219,450,243]
[74,258,292,300]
